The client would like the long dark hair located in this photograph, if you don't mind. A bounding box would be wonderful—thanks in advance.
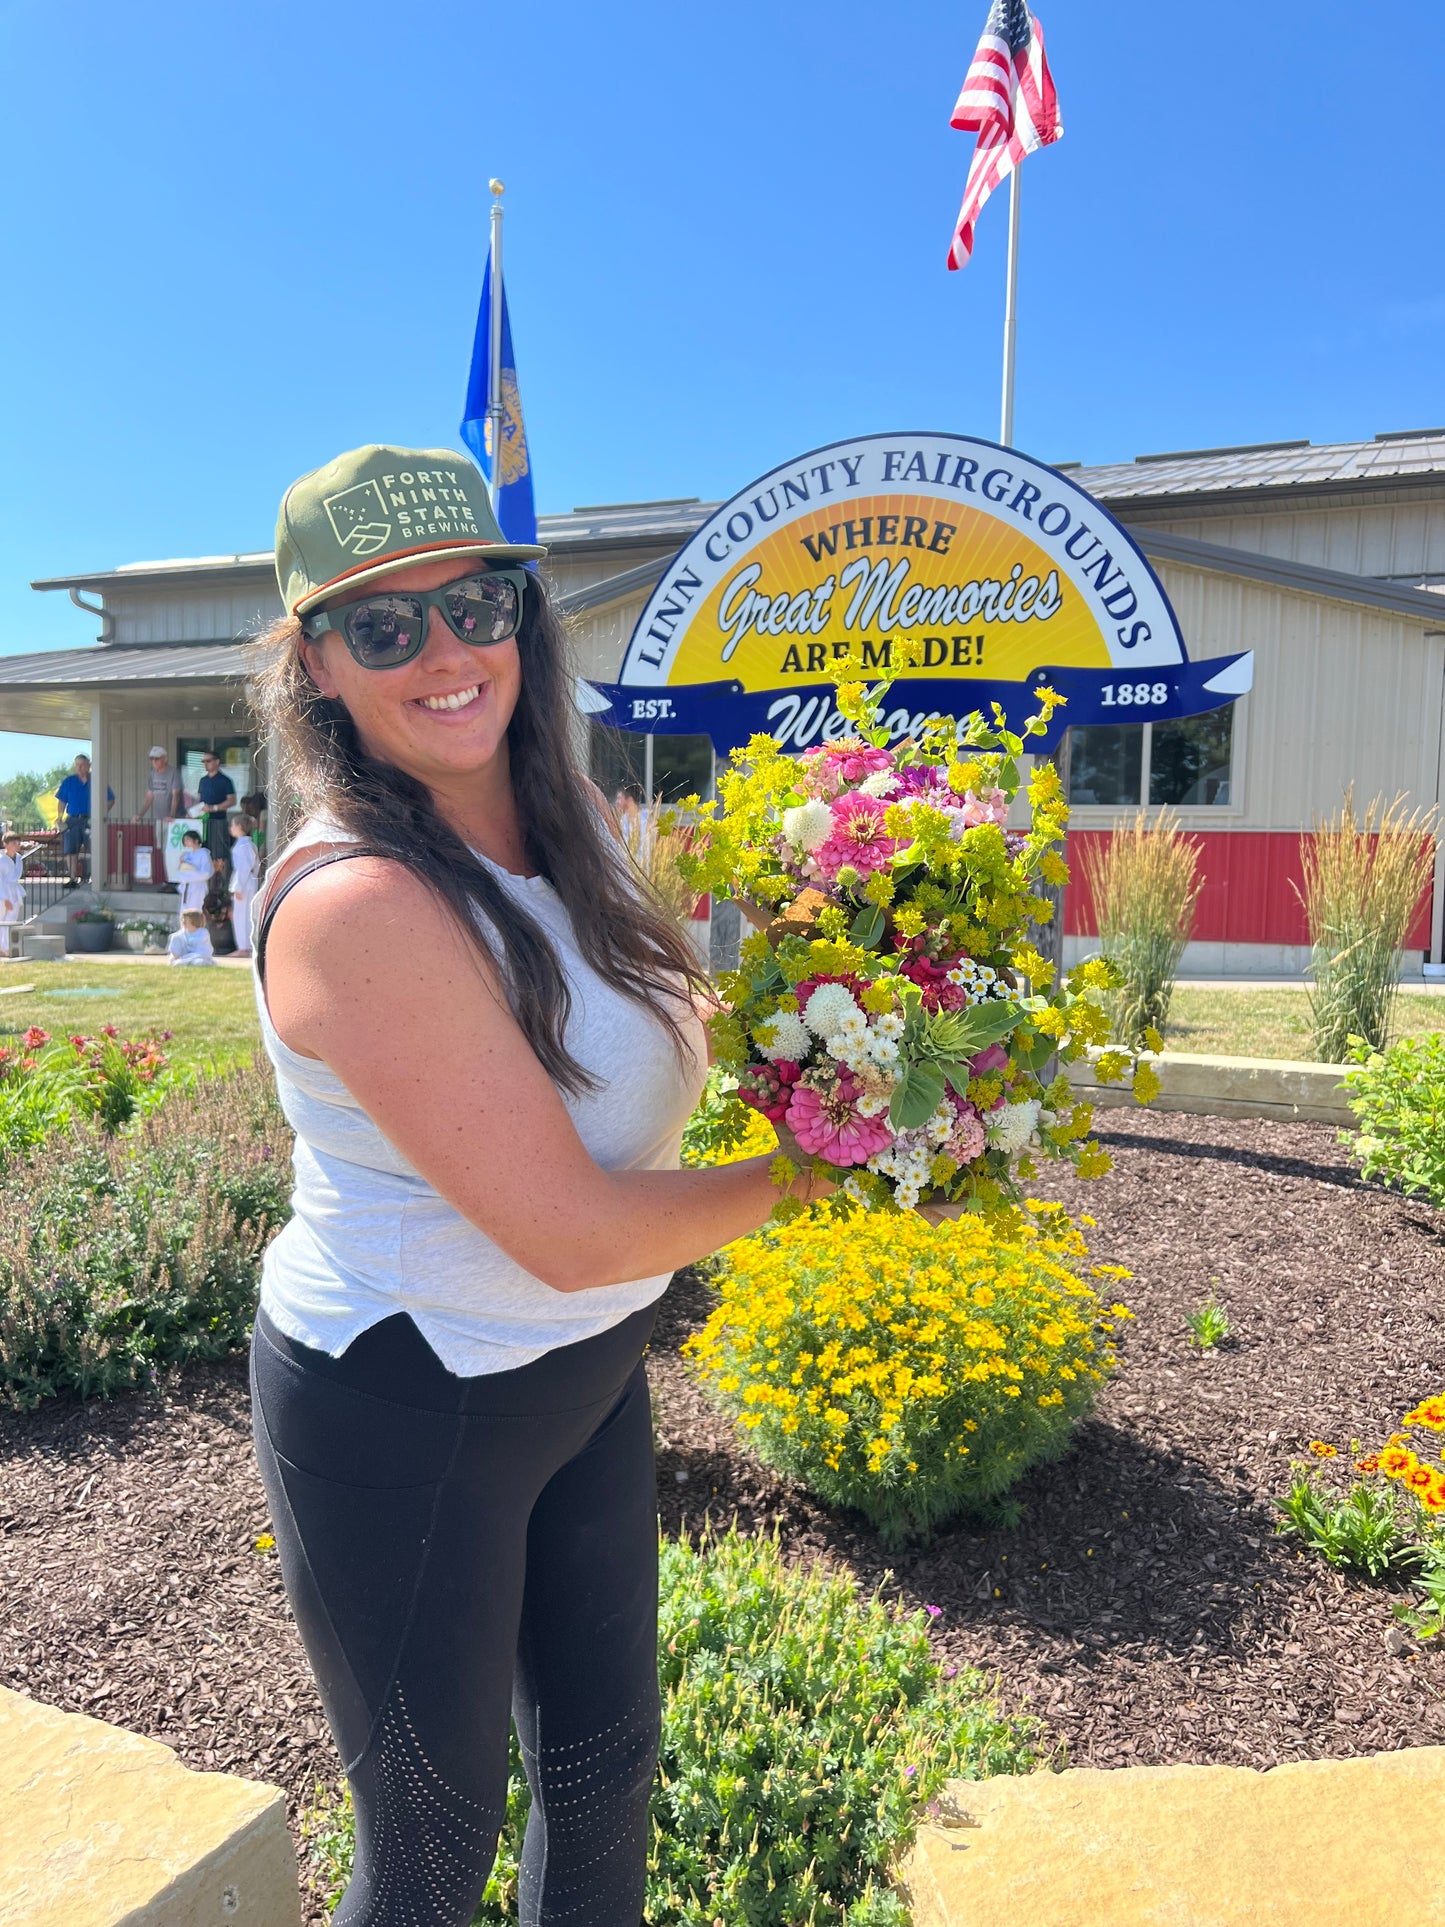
[249,575,706,1095]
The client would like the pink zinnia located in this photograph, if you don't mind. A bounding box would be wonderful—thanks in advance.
[812,792,898,882]
[824,741,894,785]
[785,1069,894,1167]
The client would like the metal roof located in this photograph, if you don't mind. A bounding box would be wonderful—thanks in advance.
[1072,430,1445,507]
[25,431,1445,596]
[1135,528,1445,623]
[0,641,248,687]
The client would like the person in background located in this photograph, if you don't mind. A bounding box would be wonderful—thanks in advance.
[241,790,269,859]
[54,754,114,886]
[139,745,183,824]
[168,907,214,966]
[229,813,260,957]
[175,827,212,915]
[197,752,237,868]
[0,830,32,956]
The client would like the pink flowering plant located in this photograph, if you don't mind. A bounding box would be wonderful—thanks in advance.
[676,675,1161,1216]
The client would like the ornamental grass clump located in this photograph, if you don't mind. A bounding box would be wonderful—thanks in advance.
[305,1528,1047,1926]
[1079,810,1201,1045]
[686,1209,1130,1546]
[614,793,700,930]
[1298,790,1437,1061]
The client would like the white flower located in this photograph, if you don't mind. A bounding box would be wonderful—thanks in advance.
[985,1098,1041,1154]
[833,1008,868,1042]
[804,982,861,1037]
[753,1010,810,1063]
[781,800,834,853]
[858,770,899,799]
[874,1012,905,1041]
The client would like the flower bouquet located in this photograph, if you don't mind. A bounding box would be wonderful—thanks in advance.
[678,675,1159,1217]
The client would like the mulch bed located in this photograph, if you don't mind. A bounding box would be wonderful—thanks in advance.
[3,1107,1444,1918]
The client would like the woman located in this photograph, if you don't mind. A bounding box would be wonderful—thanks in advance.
[248,444,827,1927]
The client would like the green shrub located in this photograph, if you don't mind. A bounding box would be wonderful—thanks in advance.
[686,1209,1128,1547]
[1277,1467,1416,1579]
[304,1529,1047,1925]
[0,1066,291,1407]
[1342,1032,1445,1207]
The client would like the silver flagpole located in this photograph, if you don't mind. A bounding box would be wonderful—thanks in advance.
[487,179,506,504]
[999,168,1021,445]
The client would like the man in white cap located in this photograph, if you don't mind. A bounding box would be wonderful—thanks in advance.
[139,745,182,823]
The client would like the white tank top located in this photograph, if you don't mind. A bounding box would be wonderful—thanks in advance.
[253,821,707,1376]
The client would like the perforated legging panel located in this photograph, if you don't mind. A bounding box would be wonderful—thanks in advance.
[251,1304,661,1927]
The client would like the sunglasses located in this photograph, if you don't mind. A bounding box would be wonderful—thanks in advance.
[301,568,529,669]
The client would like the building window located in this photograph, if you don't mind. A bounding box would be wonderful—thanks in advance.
[1067,703,1234,808]
[1149,710,1232,806]
[588,725,714,807]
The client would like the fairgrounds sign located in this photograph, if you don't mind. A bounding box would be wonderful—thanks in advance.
[583,432,1252,753]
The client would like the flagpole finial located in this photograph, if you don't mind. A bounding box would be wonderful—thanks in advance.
[489,178,505,197]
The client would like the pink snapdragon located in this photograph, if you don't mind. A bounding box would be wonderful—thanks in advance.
[785,1068,895,1166]
[811,792,899,883]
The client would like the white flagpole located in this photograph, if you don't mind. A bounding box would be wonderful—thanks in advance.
[999,168,1021,446]
[487,178,506,504]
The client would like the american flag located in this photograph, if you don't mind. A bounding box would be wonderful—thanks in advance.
[947,1,1062,272]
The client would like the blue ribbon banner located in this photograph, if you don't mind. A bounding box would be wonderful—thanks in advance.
[580,652,1253,757]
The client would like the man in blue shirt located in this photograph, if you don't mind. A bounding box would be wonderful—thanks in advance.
[54,754,114,886]
[197,751,237,867]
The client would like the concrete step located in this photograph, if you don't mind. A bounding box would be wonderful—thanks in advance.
[904,1747,1445,1927]
[15,932,65,962]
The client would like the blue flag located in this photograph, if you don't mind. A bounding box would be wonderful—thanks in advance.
[460,258,537,545]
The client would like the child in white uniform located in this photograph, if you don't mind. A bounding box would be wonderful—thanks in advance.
[229,814,260,958]
[176,829,213,914]
[168,909,214,966]
[0,832,28,957]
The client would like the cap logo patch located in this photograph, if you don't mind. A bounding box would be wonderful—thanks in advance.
[324,479,393,557]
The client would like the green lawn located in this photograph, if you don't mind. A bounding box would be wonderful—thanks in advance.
[1162,985,1445,1062]
[0,961,260,1071]
[4,961,1437,1075]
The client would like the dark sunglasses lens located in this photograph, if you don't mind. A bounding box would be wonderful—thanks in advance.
[445,575,521,644]
[346,595,425,665]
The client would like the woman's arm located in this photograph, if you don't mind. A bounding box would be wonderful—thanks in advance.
[263,858,823,1293]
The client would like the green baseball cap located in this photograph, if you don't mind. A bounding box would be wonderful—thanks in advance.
[275,443,546,617]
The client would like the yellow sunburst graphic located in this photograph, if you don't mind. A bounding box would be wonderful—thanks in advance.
[668,495,1112,692]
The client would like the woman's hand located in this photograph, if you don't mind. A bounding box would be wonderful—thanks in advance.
[767,1117,838,1207]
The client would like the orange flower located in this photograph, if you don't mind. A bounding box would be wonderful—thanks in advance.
[1308,1440,1337,1458]
[1404,1465,1434,1493]
[1379,1448,1418,1479]
[1405,1396,1445,1432]
[1421,1483,1445,1514]
[1355,1454,1380,1474]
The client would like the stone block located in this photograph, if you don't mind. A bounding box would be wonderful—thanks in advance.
[903,1746,1445,1927]
[0,1686,300,1927]
[1066,1048,1355,1126]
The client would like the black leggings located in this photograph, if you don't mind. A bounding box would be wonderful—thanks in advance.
[250,1303,661,1927]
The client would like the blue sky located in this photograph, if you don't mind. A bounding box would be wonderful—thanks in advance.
[1,0,1442,779]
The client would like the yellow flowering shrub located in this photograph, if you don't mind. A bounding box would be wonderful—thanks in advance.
[686,1209,1129,1546]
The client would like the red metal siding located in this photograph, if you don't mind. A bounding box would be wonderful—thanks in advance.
[1064,830,1434,947]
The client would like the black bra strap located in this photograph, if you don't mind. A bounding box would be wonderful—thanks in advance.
[254,849,377,986]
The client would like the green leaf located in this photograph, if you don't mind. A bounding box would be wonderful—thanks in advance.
[888,1061,946,1131]
[850,904,885,949]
